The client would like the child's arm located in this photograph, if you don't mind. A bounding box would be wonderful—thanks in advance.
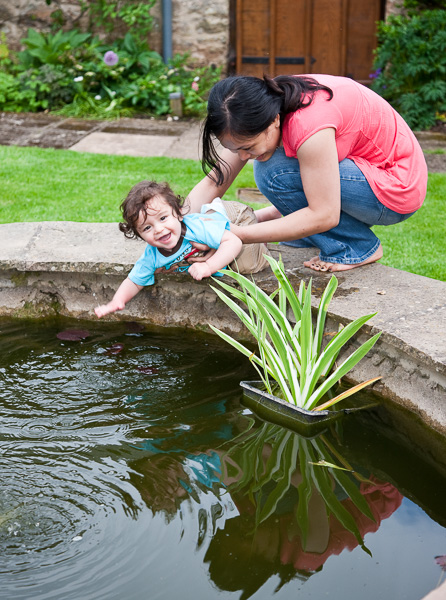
[254,205,283,223]
[95,277,143,318]
[188,230,242,281]
[230,205,282,240]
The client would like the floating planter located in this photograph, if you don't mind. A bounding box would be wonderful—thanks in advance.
[210,255,381,431]
[239,380,370,436]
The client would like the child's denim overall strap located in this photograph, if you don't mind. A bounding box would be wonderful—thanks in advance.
[253,148,413,265]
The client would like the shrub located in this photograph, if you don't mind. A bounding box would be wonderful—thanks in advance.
[371,8,446,130]
[0,29,221,118]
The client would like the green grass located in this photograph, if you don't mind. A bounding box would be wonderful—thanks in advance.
[0,145,256,223]
[0,145,445,281]
[373,173,446,281]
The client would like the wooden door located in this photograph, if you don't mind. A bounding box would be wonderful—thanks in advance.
[231,0,383,83]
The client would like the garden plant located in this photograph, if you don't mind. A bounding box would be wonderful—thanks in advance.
[0,0,220,118]
[210,255,381,413]
[371,0,446,130]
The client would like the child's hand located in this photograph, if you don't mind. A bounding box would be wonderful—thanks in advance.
[188,262,213,281]
[95,300,125,318]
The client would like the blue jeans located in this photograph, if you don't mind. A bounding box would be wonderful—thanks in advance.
[253,148,415,264]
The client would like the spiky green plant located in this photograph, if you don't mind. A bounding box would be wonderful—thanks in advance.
[210,255,381,412]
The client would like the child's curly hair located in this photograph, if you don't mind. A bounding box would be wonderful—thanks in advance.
[119,180,186,240]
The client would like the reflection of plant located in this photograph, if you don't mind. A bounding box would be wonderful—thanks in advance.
[210,255,381,411]
[223,421,375,554]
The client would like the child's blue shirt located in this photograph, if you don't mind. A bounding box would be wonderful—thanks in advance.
[128,211,230,287]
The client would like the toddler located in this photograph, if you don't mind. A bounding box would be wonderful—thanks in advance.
[95,180,244,318]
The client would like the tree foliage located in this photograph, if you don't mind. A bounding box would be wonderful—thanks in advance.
[371,8,446,130]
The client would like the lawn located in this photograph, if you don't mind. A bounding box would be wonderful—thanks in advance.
[0,145,256,223]
[0,145,445,281]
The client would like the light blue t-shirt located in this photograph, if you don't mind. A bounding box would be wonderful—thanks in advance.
[128,211,230,286]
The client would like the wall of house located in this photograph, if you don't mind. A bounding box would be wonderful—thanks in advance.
[0,0,229,68]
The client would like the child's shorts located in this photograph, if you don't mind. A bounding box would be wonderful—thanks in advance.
[202,198,270,274]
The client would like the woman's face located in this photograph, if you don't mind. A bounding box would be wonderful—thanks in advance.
[219,114,281,162]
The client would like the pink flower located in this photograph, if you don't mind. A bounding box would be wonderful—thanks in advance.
[191,81,199,92]
[104,51,119,66]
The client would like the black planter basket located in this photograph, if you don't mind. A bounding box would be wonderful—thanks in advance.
[240,380,358,436]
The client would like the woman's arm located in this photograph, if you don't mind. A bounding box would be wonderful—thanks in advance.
[188,230,242,281]
[95,277,143,318]
[232,128,341,244]
[185,149,247,214]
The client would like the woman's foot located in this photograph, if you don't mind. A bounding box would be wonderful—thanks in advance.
[303,245,383,272]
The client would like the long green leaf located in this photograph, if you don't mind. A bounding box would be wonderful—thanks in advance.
[303,313,378,399]
[307,332,382,409]
[216,269,293,336]
[313,275,338,357]
[263,254,303,323]
[299,281,314,393]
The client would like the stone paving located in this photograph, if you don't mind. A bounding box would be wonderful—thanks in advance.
[0,112,202,160]
[1,111,446,167]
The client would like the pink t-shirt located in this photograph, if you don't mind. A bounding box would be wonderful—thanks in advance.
[282,75,427,213]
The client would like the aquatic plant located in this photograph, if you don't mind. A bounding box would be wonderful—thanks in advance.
[210,255,381,411]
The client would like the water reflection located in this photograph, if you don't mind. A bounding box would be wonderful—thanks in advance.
[0,318,443,600]
[124,408,403,598]
[210,422,403,597]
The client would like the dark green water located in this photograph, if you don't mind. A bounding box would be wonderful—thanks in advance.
[0,318,445,600]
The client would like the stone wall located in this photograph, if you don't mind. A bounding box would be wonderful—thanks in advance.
[0,0,229,69]
[1,222,445,436]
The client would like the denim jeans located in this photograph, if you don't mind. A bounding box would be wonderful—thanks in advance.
[253,148,415,264]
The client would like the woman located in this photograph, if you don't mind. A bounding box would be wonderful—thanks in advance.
[187,74,427,272]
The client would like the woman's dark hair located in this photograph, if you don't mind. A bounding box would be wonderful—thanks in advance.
[202,74,333,185]
[119,180,185,240]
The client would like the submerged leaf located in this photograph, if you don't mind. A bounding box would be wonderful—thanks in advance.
[106,343,125,355]
[56,329,90,341]
[136,366,159,375]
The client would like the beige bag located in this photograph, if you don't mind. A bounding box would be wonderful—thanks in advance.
[203,199,270,274]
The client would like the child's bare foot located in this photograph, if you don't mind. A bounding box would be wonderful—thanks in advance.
[303,245,383,272]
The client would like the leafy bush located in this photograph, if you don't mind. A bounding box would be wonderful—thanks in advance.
[0,29,221,118]
[18,29,93,69]
[371,8,446,130]
[46,0,157,42]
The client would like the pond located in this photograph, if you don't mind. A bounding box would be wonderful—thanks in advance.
[0,318,445,600]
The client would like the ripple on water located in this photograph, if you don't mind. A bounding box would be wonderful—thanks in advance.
[0,319,254,599]
[0,444,155,599]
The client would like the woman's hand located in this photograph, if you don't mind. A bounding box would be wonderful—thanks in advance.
[186,242,217,263]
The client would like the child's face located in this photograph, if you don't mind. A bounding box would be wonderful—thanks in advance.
[136,195,182,250]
